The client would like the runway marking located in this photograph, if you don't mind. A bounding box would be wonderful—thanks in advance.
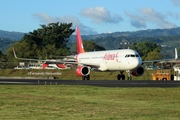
[0,81,32,84]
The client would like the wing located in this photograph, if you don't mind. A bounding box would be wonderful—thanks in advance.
[50,55,76,60]
[12,47,47,62]
[12,47,76,64]
[143,48,178,64]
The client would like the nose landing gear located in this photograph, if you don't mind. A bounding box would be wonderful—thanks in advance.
[126,70,132,80]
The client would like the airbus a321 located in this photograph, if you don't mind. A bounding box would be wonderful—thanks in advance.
[13,27,178,80]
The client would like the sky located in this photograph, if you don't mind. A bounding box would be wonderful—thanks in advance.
[1,0,180,35]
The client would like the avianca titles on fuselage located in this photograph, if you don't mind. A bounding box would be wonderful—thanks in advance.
[75,27,144,80]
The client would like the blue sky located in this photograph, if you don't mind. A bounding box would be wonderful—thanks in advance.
[1,0,180,35]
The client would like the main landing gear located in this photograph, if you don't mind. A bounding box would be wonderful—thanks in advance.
[82,75,90,80]
[117,71,132,80]
[117,71,125,80]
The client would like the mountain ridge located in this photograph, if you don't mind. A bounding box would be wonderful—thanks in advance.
[1,27,180,41]
[0,30,25,40]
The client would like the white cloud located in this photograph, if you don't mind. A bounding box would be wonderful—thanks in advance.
[168,12,180,19]
[125,8,177,29]
[141,8,176,28]
[32,13,97,35]
[125,11,146,28]
[170,0,180,7]
[33,13,55,23]
[80,7,123,24]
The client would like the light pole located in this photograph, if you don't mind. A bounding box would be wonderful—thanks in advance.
[119,40,130,49]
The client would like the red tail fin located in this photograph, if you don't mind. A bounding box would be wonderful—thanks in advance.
[76,27,85,54]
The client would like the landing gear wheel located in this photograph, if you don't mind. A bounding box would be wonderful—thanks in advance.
[117,74,121,80]
[117,72,125,80]
[162,78,167,81]
[86,75,90,80]
[122,74,125,80]
[82,75,90,80]
[82,76,86,80]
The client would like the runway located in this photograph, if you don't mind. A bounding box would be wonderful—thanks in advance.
[0,79,180,87]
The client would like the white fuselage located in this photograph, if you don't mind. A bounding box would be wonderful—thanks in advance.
[76,49,142,71]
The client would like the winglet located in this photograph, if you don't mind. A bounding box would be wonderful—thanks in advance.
[76,27,85,54]
[12,47,18,58]
[175,48,178,59]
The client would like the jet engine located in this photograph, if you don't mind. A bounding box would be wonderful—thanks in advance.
[131,66,144,76]
[76,66,90,76]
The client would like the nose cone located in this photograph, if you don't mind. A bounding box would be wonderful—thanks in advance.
[138,57,142,66]
[131,57,142,69]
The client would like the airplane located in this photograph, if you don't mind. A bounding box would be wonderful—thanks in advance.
[12,27,178,80]
[74,27,144,80]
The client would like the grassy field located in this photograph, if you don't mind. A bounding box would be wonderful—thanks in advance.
[0,85,180,119]
[0,69,157,80]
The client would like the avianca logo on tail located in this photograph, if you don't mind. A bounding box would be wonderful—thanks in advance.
[76,27,85,54]
[103,52,118,61]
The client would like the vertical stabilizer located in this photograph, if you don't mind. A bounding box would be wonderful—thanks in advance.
[76,27,85,54]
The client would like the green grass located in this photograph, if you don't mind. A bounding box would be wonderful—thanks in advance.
[0,85,180,119]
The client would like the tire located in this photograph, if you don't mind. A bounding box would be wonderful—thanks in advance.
[87,75,90,80]
[82,75,90,80]
[162,78,167,81]
[117,74,121,80]
[122,74,125,80]
[82,76,86,80]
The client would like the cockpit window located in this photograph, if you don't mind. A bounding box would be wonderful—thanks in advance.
[125,54,139,58]
[136,54,139,57]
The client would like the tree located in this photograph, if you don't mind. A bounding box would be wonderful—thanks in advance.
[145,50,162,60]
[0,51,7,62]
[72,40,106,54]
[0,51,4,57]
[130,41,161,60]
[0,50,8,69]
[7,22,75,59]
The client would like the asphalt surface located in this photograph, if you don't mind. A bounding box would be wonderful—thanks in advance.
[0,79,180,87]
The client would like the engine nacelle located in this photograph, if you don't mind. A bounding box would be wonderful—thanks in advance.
[57,64,67,68]
[76,66,90,76]
[131,66,144,76]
